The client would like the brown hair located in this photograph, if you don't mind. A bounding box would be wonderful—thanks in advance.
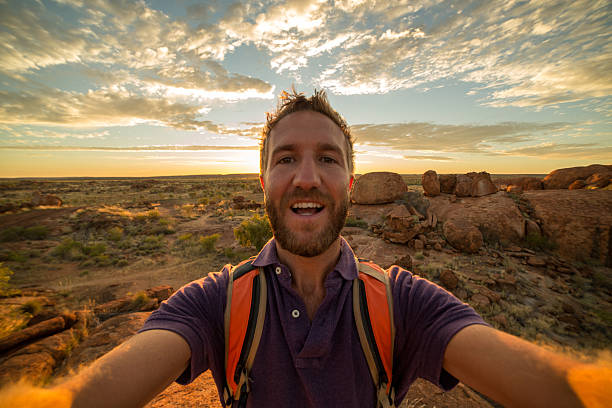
[260,88,354,176]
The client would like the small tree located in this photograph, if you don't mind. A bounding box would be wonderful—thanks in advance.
[234,214,272,251]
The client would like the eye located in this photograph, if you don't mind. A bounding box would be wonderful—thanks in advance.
[320,156,338,164]
[278,156,294,164]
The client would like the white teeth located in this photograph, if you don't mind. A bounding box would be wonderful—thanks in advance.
[292,202,323,209]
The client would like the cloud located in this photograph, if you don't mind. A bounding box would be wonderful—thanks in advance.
[314,0,611,108]
[0,87,219,131]
[0,0,273,100]
[0,145,258,151]
[351,121,571,154]
[501,143,612,159]
[403,155,454,161]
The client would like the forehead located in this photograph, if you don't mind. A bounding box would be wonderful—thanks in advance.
[268,110,346,152]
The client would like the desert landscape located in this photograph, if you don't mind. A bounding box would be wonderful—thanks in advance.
[0,165,610,407]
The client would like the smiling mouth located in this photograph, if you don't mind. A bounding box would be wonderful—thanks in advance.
[291,201,324,215]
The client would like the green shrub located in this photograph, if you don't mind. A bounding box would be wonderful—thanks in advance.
[0,226,49,242]
[523,232,557,252]
[178,233,193,241]
[234,214,272,251]
[131,291,152,309]
[52,238,85,261]
[345,217,368,229]
[0,263,13,296]
[199,233,220,253]
[23,226,49,240]
[139,235,165,252]
[107,226,124,242]
[20,299,42,316]
[0,227,24,242]
[84,243,106,257]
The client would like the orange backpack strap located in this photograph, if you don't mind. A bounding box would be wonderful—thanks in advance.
[223,258,267,408]
[353,259,396,408]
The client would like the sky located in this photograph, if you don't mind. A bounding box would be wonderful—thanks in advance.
[0,0,610,177]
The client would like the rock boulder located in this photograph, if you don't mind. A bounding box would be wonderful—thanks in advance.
[351,172,407,204]
[439,174,457,194]
[522,190,612,266]
[421,170,440,196]
[471,172,497,197]
[454,175,472,197]
[542,164,612,189]
[428,192,525,245]
[443,219,483,253]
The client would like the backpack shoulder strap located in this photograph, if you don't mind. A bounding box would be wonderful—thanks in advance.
[353,259,396,408]
[223,257,267,407]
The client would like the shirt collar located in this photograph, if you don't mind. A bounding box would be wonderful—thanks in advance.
[252,236,359,281]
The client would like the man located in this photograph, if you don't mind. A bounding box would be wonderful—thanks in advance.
[1,90,607,407]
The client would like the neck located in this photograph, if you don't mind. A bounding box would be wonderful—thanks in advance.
[275,237,343,319]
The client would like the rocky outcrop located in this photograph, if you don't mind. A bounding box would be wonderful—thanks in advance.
[522,190,612,266]
[470,172,497,197]
[382,205,423,244]
[349,203,397,226]
[428,192,525,245]
[31,192,62,207]
[496,176,543,192]
[351,172,407,204]
[439,174,457,194]
[542,164,612,190]
[231,196,261,210]
[443,219,483,253]
[0,316,67,353]
[454,175,472,197]
[421,170,440,197]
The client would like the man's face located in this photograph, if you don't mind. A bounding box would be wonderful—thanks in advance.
[261,110,354,257]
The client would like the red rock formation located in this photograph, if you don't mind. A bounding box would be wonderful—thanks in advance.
[470,172,497,197]
[439,174,457,194]
[542,164,612,189]
[454,174,472,197]
[443,219,483,253]
[422,170,440,196]
[522,190,612,266]
[351,172,408,204]
[428,192,525,245]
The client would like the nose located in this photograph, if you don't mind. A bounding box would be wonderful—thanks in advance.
[292,156,321,191]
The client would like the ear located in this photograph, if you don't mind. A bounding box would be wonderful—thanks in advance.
[259,175,265,191]
[348,175,354,191]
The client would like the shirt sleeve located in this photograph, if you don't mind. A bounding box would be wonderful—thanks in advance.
[138,266,230,384]
[389,267,489,398]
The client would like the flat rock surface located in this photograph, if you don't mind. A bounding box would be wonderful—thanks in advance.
[428,192,525,244]
[523,190,612,265]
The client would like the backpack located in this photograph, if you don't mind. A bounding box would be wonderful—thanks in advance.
[222,257,396,408]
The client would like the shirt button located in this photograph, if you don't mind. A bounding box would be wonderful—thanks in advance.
[291,309,300,318]
[275,266,282,275]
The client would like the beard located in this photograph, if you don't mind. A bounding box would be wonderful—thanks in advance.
[265,187,349,257]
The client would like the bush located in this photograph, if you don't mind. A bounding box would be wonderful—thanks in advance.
[23,226,49,240]
[107,226,124,242]
[345,217,368,229]
[523,232,557,252]
[52,238,85,261]
[234,214,272,251]
[131,291,152,309]
[0,225,48,242]
[199,233,220,253]
[0,263,13,296]
[20,300,42,316]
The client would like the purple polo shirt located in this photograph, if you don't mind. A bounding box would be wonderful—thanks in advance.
[140,238,486,407]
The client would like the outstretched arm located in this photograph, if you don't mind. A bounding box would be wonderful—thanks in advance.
[0,329,191,408]
[444,324,608,408]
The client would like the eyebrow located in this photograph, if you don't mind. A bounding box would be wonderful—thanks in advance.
[270,142,344,159]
